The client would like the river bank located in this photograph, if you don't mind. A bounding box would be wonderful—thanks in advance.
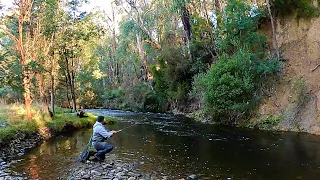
[0,104,117,161]
[5,109,320,179]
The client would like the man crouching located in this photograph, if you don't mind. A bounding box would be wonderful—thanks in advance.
[92,116,118,161]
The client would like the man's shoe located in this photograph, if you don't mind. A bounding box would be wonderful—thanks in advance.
[94,153,102,161]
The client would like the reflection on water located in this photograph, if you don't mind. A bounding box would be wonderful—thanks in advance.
[25,155,40,179]
[9,110,320,179]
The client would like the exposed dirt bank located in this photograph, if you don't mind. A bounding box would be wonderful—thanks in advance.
[255,13,320,134]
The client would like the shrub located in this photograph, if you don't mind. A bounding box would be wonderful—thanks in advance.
[191,0,282,123]
[201,50,261,120]
[102,88,125,109]
[273,0,319,19]
[127,82,162,112]
[292,79,310,106]
[0,104,116,143]
[258,115,283,130]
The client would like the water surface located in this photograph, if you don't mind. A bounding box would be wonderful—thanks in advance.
[10,109,320,179]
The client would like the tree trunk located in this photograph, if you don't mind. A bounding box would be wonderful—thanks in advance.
[136,32,147,81]
[181,6,192,59]
[111,5,120,84]
[18,0,32,120]
[181,6,192,42]
[266,0,280,60]
[65,74,71,109]
[50,73,55,114]
[22,71,33,120]
[70,70,76,112]
[65,56,76,112]
[36,72,46,104]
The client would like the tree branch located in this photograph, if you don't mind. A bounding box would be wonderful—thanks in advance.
[0,26,18,43]
[310,64,320,72]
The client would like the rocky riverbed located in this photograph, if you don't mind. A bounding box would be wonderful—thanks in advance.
[0,131,44,180]
[0,160,28,180]
[0,132,43,161]
[68,154,154,180]
[68,154,197,180]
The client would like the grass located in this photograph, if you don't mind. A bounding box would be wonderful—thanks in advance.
[257,115,284,130]
[0,103,117,143]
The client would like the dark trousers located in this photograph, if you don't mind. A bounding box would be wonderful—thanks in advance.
[92,142,113,159]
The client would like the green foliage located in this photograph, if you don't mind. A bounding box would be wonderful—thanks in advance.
[192,0,282,123]
[0,87,19,103]
[0,122,37,142]
[54,107,73,114]
[258,115,283,130]
[48,112,107,132]
[109,89,125,100]
[292,79,310,106]
[216,0,267,55]
[190,41,214,74]
[0,104,117,142]
[190,14,215,74]
[273,0,319,19]
[171,0,191,12]
[129,82,160,112]
[151,43,195,111]
[201,51,258,119]
[102,88,125,107]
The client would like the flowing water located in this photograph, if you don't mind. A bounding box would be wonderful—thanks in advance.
[8,109,320,179]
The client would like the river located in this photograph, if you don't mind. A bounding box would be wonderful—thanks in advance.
[8,109,320,179]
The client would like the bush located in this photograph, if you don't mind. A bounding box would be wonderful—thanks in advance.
[124,82,163,112]
[273,0,319,19]
[292,79,310,106]
[0,104,116,142]
[0,87,19,104]
[202,51,257,119]
[102,88,125,109]
[191,0,282,123]
[258,115,283,130]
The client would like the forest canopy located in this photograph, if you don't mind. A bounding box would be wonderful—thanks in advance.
[0,0,286,123]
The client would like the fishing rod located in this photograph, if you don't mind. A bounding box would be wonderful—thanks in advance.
[117,124,137,132]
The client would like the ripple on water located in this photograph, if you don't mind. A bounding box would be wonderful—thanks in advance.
[7,109,320,180]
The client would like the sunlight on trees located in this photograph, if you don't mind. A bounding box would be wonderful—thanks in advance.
[0,0,289,122]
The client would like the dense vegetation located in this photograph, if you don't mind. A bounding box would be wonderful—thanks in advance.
[2,0,318,125]
[0,104,117,143]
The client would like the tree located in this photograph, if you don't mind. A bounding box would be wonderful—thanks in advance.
[266,0,280,60]
[192,0,281,122]
[0,0,35,120]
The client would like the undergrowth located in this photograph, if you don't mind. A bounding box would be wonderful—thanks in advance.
[0,103,117,143]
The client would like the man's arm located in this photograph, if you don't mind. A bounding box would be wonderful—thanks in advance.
[96,126,114,138]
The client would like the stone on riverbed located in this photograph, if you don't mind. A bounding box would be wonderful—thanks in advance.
[187,174,197,179]
[67,155,159,180]
[90,170,101,176]
[82,174,90,179]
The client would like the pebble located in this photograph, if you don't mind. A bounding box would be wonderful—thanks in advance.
[91,170,102,176]
[187,174,196,179]
[0,132,165,180]
[82,174,90,179]
[103,164,113,169]
[66,154,162,180]
[0,133,42,161]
